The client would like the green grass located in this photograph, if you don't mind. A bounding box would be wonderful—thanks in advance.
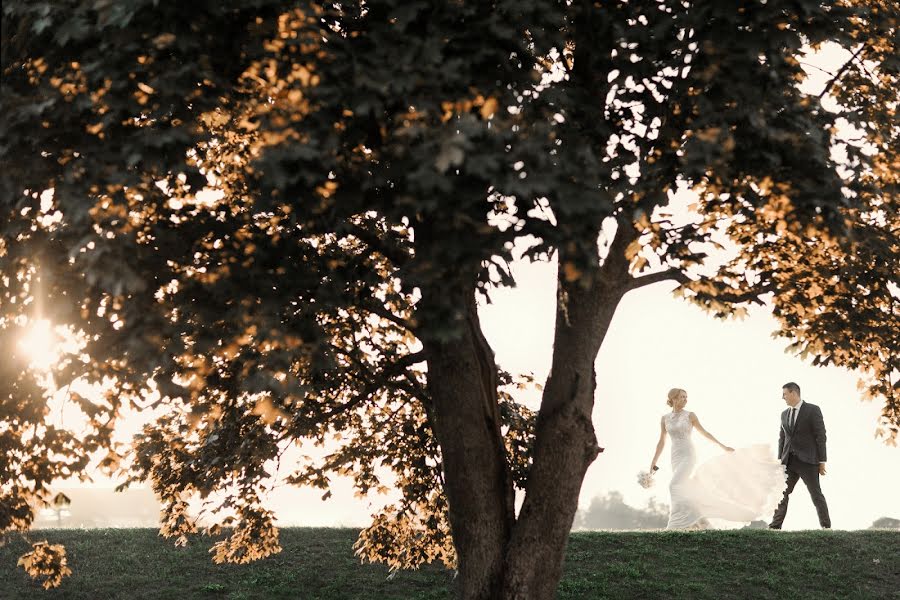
[1,528,897,599]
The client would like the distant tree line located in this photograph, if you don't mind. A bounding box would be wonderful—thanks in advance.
[869,517,900,530]
[573,492,669,531]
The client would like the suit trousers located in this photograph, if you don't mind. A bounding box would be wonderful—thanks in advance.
[770,455,831,528]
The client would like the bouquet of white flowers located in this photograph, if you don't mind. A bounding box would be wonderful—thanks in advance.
[637,467,658,489]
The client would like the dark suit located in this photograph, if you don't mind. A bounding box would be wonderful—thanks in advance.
[770,401,831,528]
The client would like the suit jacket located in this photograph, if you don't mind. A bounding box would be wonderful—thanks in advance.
[778,401,827,465]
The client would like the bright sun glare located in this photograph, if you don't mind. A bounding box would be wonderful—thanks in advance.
[19,318,61,371]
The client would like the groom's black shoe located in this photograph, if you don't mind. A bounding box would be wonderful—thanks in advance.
[768,524,781,530]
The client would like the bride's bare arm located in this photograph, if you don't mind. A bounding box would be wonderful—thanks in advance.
[690,412,734,451]
[650,416,666,470]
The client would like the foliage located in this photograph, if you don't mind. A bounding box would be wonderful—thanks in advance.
[15,542,71,590]
[1,0,897,595]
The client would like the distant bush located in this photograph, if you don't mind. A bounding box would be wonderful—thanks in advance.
[869,517,900,529]
[573,491,669,530]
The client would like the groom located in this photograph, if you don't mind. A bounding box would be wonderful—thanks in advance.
[769,382,831,529]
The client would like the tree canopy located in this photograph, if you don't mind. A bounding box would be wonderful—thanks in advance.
[2,1,897,597]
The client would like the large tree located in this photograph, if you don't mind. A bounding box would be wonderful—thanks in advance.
[1,1,897,597]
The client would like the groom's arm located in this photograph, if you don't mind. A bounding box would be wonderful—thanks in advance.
[778,413,785,457]
[812,405,827,463]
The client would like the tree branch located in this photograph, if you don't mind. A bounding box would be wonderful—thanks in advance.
[624,268,690,292]
[598,214,640,285]
[345,222,411,268]
[818,44,865,100]
[304,347,426,422]
[362,301,416,333]
[694,283,777,304]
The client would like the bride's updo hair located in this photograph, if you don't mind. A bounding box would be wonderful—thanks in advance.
[667,388,686,407]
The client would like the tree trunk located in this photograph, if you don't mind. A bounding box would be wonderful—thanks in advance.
[423,287,516,599]
[422,220,631,598]
[500,266,623,599]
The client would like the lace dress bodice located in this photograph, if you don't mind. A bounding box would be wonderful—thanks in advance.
[665,410,694,441]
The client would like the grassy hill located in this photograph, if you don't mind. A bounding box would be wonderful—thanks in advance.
[1,528,897,599]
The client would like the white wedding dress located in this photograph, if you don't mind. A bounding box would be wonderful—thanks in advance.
[664,410,785,529]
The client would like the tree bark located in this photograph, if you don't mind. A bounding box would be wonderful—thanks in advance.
[500,262,624,600]
[423,286,516,599]
[422,213,636,599]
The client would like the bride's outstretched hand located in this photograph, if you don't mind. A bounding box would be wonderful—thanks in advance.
[722,445,735,452]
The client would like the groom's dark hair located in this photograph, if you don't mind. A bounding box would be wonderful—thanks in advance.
[782,382,801,396]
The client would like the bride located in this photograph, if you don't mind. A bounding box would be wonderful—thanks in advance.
[649,388,785,529]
